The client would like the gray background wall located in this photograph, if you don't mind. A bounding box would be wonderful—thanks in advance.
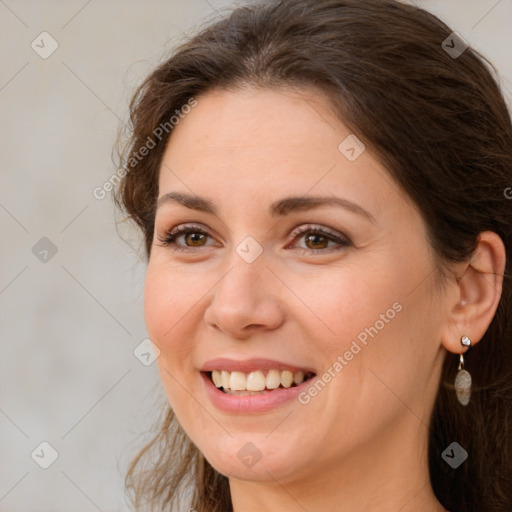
[1,1,510,510]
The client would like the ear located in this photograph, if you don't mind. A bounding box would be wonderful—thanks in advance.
[440,231,506,355]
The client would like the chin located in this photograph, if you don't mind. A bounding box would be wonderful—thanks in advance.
[194,430,311,483]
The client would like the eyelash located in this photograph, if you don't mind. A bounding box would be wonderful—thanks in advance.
[155,223,352,254]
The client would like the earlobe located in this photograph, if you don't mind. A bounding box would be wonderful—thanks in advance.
[441,231,506,354]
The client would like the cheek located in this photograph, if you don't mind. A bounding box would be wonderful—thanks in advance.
[294,262,400,354]
[143,263,197,371]
[144,261,193,343]
[143,267,170,350]
[301,251,436,407]
[144,264,200,416]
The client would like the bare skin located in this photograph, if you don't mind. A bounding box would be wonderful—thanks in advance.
[144,86,505,512]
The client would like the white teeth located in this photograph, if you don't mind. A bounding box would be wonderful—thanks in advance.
[212,370,222,387]
[230,371,246,391]
[246,371,266,391]
[209,368,309,391]
[266,369,281,389]
[280,370,293,388]
[221,370,230,389]
[293,371,305,385]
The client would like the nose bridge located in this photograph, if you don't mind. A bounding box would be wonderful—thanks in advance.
[216,245,268,310]
[219,228,268,295]
[204,241,284,335]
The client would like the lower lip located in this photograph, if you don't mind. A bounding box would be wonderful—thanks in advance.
[201,371,315,414]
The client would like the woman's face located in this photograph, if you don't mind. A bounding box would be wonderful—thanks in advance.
[144,86,449,485]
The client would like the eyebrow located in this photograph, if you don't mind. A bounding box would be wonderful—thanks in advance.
[157,192,376,224]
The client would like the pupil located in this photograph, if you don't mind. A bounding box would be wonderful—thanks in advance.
[306,233,327,249]
[187,233,205,246]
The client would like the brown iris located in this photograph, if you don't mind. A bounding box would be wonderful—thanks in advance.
[304,233,329,250]
[185,232,207,247]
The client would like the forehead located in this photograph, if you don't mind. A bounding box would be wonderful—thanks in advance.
[157,86,404,225]
[164,86,342,159]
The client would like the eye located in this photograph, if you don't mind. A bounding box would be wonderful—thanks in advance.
[286,224,352,254]
[155,224,214,252]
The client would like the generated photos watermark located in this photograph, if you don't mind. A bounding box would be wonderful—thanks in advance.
[93,97,197,200]
[298,301,403,405]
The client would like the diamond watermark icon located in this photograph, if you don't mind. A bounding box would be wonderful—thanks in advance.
[32,237,58,263]
[237,442,262,468]
[338,134,365,161]
[134,338,161,366]
[31,441,59,469]
[31,32,59,59]
[441,441,468,469]
[236,236,263,264]
[441,32,468,59]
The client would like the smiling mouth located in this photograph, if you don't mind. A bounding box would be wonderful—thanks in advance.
[205,369,316,395]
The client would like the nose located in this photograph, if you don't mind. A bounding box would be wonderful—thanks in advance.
[203,256,285,339]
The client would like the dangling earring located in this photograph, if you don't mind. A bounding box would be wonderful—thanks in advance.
[454,335,472,406]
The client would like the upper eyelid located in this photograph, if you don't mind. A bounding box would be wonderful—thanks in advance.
[165,222,216,239]
[163,222,345,238]
[288,223,347,240]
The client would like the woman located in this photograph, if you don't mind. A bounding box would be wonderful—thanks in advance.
[114,0,512,510]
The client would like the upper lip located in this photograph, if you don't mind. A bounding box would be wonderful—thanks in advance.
[200,358,316,374]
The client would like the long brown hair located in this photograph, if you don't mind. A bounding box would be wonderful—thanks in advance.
[113,1,512,510]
